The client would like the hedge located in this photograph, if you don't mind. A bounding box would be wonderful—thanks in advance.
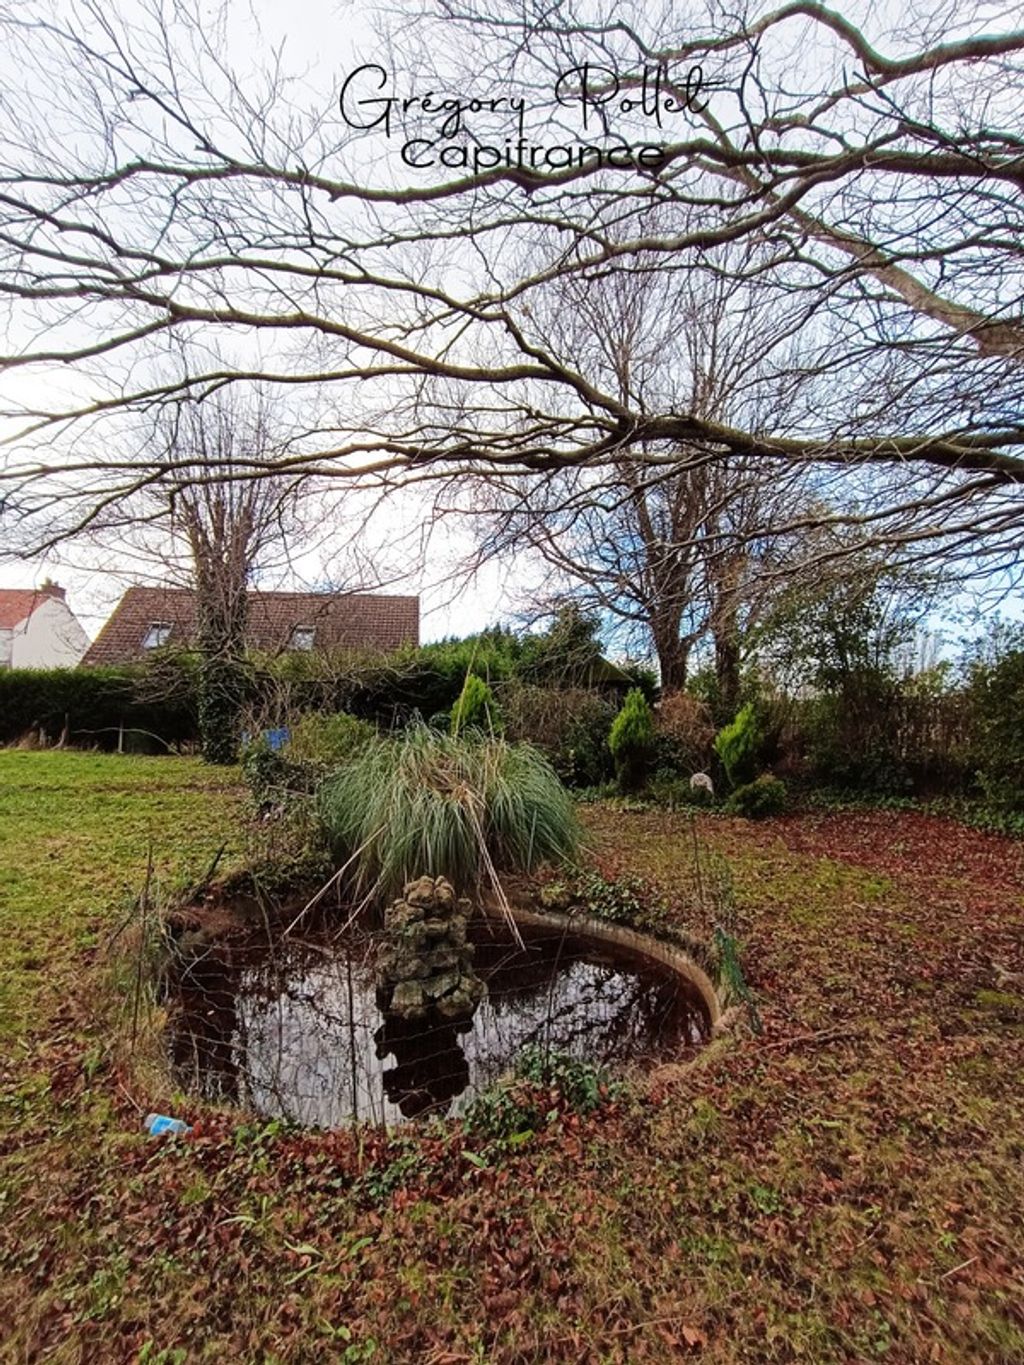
[0,629,639,758]
[0,664,197,750]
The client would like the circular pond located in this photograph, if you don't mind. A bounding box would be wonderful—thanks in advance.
[168,910,710,1128]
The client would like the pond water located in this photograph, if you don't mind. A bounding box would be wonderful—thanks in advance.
[168,911,709,1128]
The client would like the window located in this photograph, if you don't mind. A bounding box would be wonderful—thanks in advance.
[142,622,172,649]
[290,625,315,652]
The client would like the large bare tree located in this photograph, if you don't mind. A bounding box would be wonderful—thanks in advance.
[0,0,1022,582]
[146,389,308,761]
[466,229,827,701]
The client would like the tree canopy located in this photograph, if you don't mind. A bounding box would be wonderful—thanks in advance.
[0,1,1021,582]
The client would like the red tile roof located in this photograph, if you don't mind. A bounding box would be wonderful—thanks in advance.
[0,586,63,629]
[82,586,419,665]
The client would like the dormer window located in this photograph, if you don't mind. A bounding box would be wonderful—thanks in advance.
[290,625,315,652]
[142,622,172,649]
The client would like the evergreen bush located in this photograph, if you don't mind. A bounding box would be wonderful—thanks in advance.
[725,774,788,818]
[0,662,196,749]
[450,673,502,736]
[608,688,656,793]
[714,703,761,788]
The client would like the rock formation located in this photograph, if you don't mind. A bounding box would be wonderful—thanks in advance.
[375,875,486,1023]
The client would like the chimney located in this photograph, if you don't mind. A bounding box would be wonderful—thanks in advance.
[40,578,66,601]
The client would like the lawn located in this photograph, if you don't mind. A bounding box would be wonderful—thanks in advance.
[1,751,1022,1362]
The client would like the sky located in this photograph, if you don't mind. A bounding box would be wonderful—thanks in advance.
[0,0,526,644]
[0,0,1020,655]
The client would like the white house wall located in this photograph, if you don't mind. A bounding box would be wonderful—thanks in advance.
[9,597,90,668]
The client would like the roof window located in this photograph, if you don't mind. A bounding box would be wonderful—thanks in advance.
[142,622,172,649]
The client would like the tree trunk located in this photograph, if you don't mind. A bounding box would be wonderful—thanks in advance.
[714,631,741,724]
[711,554,744,723]
[195,573,248,765]
[657,636,690,695]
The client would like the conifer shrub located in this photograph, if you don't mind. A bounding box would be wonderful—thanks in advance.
[608,687,656,793]
[450,673,502,736]
[714,702,761,788]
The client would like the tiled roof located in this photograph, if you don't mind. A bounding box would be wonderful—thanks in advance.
[0,587,60,629]
[82,586,420,665]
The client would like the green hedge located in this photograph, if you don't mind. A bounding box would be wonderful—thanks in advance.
[0,664,197,750]
[0,622,645,763]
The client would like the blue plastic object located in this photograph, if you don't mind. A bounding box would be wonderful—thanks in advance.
[145,1112,191,1136]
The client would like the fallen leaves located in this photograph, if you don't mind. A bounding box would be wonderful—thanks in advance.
[4,773,1024,1362]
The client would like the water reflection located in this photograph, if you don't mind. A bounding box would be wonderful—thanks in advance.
[169,914,709,1129]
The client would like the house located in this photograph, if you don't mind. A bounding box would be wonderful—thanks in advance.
[82,586,420,665]
[0,581,90,669]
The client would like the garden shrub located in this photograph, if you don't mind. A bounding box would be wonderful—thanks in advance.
[714,702,761,788]
[966,643,1024,811]
[609,687,656,793]
[318,723,580,901]
[286,710,376,771]
[450,673,502,736]
[656,691,715,772]
[0,662,196,749]
[241,737,296,804]
[498,682,616,788]
[802,669,913,794]
[725,774,788,818]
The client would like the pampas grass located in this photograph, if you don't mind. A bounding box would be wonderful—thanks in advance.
[318,723,580,904]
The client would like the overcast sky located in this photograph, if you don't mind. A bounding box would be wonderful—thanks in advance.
[0,0,1019,651]
[0,0,530,641]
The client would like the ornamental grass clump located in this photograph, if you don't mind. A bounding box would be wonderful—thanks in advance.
[318,723,580,903]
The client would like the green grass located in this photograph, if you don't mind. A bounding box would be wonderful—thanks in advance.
[0,751,242,1039]
[1,754,1023,1362]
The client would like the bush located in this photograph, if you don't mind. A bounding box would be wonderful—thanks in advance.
[803,683,907,793]
[725,774,788,819]
[656,691,715,771]
[241,738,297,804]
[609,688,656,793]
[0,661,196,749]
[967,644,1024,811]
[318,724,581,901]
[450,673,502,736]
[714,703,761,788]
[498,682,615,788]
[286,710,377,771]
